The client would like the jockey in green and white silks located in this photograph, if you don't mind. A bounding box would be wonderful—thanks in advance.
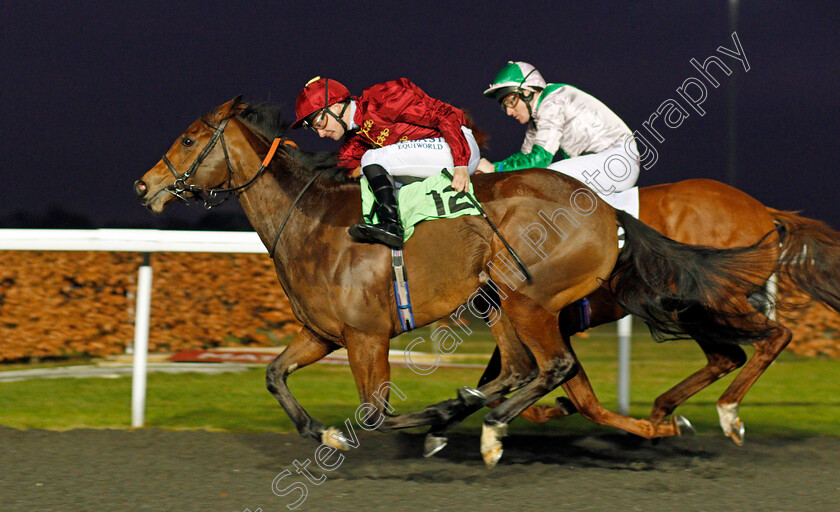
[477,61,640,198]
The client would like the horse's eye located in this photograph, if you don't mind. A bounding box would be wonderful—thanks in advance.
[181,137,194,147]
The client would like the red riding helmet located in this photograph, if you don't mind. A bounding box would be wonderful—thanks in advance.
[292,77,351,129]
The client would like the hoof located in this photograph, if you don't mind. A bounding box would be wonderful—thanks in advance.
[673,415,695,436]
[480,423,507,469]
[483,445,503,469]
[717,403,745,446]
[423,433,448,458]
[321,426,350,451]
[726,418,745,447]
[555,396,577,416]
[457,386,486,407]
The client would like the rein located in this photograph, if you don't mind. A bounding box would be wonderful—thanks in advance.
[270,169,322,258]
[161,114,315,259]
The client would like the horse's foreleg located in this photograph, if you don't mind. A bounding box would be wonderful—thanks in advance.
[341,329,487,440]
[266,327,337,443]
[648,339,747,431]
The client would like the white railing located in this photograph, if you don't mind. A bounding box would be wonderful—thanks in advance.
[0,229,268,427]
[0,228,266,253]
[1,229,635,424]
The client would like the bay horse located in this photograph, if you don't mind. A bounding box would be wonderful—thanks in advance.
[134,97,778,467]
[469,180,840,446]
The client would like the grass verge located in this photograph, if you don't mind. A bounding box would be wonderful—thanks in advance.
[2,323,839,437]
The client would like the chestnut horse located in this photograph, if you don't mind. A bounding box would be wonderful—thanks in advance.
[134,97,778,467]
[469,180,840,446]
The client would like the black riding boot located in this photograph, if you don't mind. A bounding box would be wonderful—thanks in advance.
[348,164,404,249]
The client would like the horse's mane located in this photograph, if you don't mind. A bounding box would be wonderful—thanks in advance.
[237,103,355,183]
[462,110,489,150]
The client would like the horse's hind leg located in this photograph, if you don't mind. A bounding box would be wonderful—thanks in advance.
[383,309,539,444]
[488,329,684,438]
[266,327,339,444]
[477,316,569,424]
[423,310,539,456]
[647,338,747,431]
[560,354,684,438]
[480,299,578,468]
[715,318,792,445]
[479,346,571,424]
[476,309,538,400]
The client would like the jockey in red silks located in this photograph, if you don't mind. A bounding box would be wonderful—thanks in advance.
[292,77,480,249]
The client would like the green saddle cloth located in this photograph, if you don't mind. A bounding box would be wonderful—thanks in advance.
[360,174,482,241]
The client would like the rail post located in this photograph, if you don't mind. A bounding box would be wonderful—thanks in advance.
[617,315,632,415]
[131,252,152,427]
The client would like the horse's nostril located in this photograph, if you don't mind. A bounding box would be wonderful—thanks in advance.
[134,180,148,198]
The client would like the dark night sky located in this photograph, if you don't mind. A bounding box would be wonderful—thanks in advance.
[2,1,839,228]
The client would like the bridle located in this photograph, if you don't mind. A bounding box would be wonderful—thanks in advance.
[160,114,320,258]
[161,117,245,209]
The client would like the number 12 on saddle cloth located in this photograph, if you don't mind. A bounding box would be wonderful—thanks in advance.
[359,173,482,242]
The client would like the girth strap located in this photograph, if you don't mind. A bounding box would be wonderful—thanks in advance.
[391,248,415,332]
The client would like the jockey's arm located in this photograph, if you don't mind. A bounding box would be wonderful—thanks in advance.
[476,158,495,173]
[450,166,469,191]
[493,144,554,172]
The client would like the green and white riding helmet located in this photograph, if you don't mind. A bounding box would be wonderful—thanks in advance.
[483,61,546,118]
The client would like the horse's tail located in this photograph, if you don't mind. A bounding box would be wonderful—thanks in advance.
[768,208,840,313]
[609,209,778,344]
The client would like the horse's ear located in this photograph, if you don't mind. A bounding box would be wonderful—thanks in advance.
[214,95,245,121]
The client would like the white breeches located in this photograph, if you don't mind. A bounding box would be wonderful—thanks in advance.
[547,140,640,198]
[360,126,480,177]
